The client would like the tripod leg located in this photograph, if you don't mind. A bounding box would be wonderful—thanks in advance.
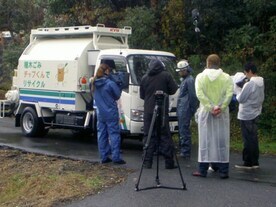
[174,149,187,190]
[135,106,158,191]
[135,149,146,191]
[144,105,158,148]
[155,142,160,187]
[155,106,162,187]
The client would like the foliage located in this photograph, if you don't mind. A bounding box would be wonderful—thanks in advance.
[0,0,275,144]
[118,6,159,50]
[0,42,26,89]
[44,0,124,27]
[160,0,188,57]
[0,0,45,33]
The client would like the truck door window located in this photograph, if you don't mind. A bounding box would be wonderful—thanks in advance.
[100,58,127,73]
[127,55,178,85]
[100,58,129,92]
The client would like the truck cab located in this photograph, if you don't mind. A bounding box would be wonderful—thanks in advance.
[92,49,179,137]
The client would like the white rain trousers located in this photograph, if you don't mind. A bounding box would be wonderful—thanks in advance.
[197,107,230,162]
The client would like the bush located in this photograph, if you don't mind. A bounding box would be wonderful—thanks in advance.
[0,42,26,90]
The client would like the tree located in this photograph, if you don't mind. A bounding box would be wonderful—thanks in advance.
[118,6,159,50]
[0,0,45,34]
[160,0,188,58]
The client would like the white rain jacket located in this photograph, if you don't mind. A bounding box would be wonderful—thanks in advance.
[195,68,233,162]
[236,76,264,120]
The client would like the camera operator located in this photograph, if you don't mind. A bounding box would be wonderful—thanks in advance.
[235,62,264,169]
[91,63,126,165]
[140,59,178,169]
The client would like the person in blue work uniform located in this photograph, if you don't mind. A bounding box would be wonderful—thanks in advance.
[92,63,126,165]
[176,60,198,159]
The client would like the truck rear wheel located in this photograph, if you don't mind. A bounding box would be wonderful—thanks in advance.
[20,107,42,137]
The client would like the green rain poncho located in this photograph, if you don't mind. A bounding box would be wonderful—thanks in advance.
[195,68,233,162]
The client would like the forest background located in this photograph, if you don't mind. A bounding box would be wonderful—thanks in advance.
[0,0,275,153]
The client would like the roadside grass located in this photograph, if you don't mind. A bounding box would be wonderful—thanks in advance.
[0,148,133,207]
[175,113,276,155]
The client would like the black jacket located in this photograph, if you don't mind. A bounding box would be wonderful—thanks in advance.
[140,59,178,114]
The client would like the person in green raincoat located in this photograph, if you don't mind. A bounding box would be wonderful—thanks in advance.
[193,54,233,179]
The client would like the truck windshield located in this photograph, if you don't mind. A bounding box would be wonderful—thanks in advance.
[127,55,178,85]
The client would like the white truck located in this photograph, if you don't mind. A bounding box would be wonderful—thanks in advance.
[0,24,179,139]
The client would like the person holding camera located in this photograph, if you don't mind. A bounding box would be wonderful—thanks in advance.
[176,60,198,159]
[193,54,233,179]
[92,63,126,165]
[235,62,264,169]
[140,59,178,169]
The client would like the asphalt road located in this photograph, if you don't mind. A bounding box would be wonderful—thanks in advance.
[0,117,276,207]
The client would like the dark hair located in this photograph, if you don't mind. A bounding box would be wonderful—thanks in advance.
[244,62,257,74]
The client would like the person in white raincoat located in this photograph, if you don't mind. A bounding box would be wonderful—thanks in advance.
[234,62,264,169]
[193,54,233,179]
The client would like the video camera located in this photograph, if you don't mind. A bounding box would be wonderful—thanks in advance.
[236,77,249,88]
[109,71,129,90]
[155,90,167,106]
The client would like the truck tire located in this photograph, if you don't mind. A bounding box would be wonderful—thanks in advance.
[20,107,42,137]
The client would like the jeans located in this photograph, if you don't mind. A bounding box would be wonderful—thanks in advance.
[240,118,259,166]
[199,162,229,176]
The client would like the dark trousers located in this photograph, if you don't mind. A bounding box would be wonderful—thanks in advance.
[199,162,229,176]
[240,118,259,166]
[143,112,175,167]
[178,110,192,156]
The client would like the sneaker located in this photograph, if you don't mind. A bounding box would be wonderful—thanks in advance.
[252,165,260,169]
[192,171,206,177]
[235,164,253,169]
[113,159,126,165]
[208,166,219,172]
[101,157,112,164]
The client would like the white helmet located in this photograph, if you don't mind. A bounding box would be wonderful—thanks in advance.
[176,60,189,72]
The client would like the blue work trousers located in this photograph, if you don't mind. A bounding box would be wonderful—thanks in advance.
[178,110,192,157]
[97,119,121,162]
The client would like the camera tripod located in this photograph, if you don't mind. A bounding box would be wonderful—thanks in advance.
[135,91,187,191]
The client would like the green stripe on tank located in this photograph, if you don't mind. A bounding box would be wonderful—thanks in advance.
[20,89,76,98]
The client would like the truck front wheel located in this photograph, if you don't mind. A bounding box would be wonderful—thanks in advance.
[20,107,40,137]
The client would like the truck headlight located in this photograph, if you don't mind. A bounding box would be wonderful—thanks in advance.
[130,109,144,122]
